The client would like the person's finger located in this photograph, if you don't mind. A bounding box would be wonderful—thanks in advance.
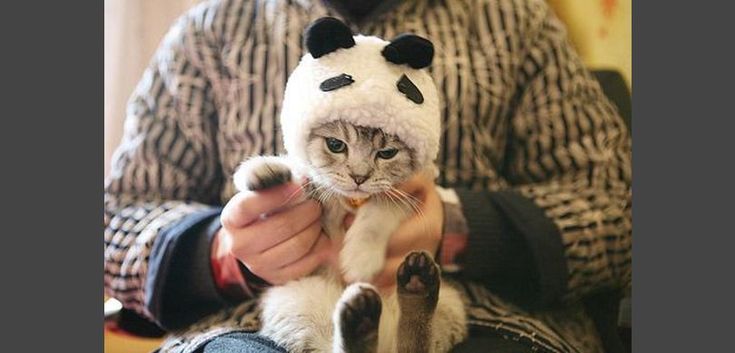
[221,182,305,229]
[385,215,426,256]
[387,188,443,256]
[385,206,441,256]
[269,234,332,284]
[230,199,321,255]
[395,174,430,199]
[342,214,355,229]
[372,256,403,290]
[251,219,322,269]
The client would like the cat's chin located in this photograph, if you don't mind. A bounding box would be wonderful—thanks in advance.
[338,189,372,199]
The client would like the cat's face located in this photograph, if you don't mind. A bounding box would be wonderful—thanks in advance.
[306,120,417,198]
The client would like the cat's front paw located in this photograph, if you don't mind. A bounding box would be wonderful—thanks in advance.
[340,245,385,283]
[233,156,293,192]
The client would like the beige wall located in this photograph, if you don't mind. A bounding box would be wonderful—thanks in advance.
[548,0,632,87]
[104,0,632,177]
[104,0,200,178]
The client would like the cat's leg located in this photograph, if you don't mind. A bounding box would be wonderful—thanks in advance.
[322,200,347,241]
[340,202,409,282]
[332,283,382,353]
[395,251,468,353]
[429,284,468,353]
[396,251,440,353]
[259,276,343,353]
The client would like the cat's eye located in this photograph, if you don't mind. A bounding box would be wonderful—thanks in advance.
[325,138,346,153]
[377,148,398,159]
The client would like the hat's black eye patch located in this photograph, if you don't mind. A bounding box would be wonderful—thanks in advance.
[320,73,354,92]
[397,74,423,104]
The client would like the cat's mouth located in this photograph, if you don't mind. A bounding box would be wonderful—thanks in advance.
[308,172,387,198]
[342,188,371,199]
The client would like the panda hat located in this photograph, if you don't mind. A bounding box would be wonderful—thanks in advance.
[281,17,441,170]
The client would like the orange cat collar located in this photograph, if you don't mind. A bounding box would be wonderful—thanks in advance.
[346,196,370,208]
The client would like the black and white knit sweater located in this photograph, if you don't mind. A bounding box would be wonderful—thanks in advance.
[104,1,632,352]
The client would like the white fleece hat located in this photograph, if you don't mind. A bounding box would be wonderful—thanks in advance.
[280,17,440,169]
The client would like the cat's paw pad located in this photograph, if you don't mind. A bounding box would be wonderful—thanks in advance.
[234,157,292,192]
[397,251,440,298]
[336,283,382,344]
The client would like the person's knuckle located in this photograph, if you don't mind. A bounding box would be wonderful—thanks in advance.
[220,207,236,229]
[305,258,321,273]
[278,238,302,262]
[307,202,322,221]
[223,197,249,228]
[245,258,265,274]
[220,203,234,227]
[234,244,259,262]
[229,233,249,253]
[220,231,237,247]
[234,198,253,218]
[269,272,285,285]
[294,234,313,255]
[309,222,322,238]
[271,215,296,238]
[260,191,281,207]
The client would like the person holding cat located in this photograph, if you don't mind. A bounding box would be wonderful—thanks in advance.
[104,0,631,352]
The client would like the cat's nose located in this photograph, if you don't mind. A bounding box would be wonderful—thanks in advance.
[350,174,369,185]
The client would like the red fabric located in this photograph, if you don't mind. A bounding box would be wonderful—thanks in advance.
[439,232,468,270]
[210,231,253,300]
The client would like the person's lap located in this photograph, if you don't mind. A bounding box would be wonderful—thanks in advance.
[194,329,532,353]
[195,332,284,353]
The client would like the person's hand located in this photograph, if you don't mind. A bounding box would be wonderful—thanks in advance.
[345,173,444,291]
[216,182,333,285]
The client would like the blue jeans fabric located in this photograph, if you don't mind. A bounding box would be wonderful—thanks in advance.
[194,329,532,353]
[196,332,287,353]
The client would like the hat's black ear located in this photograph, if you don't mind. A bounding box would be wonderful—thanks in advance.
[381,34,434,69]
[304,17,355,58]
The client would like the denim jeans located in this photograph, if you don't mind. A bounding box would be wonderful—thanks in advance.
[195,328,531,353]
[196,332,287,353]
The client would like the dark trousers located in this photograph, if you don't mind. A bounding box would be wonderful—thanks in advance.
[195,329,532,353]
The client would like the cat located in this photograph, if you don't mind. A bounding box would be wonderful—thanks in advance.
[233,122,467,353]
[232,17,467,353]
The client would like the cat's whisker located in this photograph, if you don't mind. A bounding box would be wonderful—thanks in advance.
[302,181,335,205]
[388,188,419,218]
[390,188,421,212]
[380,189,396,206]
[389,187,433,236]
[313,184,333,204]
[322,185,340,204]
[272,180,313,210]
[392,187,423,206]
[282,179,316,204]
[383,190,404,211]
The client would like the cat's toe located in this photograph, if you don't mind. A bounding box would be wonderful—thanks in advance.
[335,283,382,352]
[234,157,293,191]
[397,250,440,298]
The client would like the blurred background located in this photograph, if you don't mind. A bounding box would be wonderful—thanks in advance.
[104,0,631,178]
[104,0,631,351]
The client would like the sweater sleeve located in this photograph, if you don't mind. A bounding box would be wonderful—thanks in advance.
[104,1,240,330]
[445,0,632,307]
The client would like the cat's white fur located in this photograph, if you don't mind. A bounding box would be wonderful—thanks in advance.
[233,157,467,353]
[259,275,467,353]
[233,18,466,353]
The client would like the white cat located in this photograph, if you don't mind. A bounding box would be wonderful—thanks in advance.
[232,17,467,353]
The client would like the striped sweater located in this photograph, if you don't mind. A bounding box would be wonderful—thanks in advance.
[104,0,632,352]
